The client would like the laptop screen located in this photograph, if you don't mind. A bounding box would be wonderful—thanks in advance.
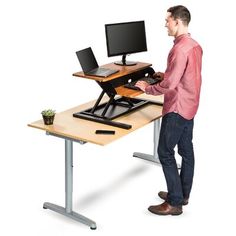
[76,47,99,73]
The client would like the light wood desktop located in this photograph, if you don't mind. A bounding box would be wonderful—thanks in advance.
[28,95,163,229]
[29,96,163,145]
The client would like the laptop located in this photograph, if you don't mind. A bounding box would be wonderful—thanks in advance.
[76,47,119,77]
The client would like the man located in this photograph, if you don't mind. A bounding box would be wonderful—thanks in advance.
[136,5,202,215]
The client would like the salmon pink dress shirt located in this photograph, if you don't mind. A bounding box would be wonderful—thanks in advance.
[145,34,203,120]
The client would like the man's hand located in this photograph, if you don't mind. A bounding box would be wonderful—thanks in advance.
[135,71,164,92]
[153,72,164,81]
[135,81,149,92]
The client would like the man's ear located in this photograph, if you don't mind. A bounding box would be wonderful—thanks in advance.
[176,18,184,26]
[175,18,181,26]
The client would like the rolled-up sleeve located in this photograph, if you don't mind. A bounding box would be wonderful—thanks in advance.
[145,49,187,95]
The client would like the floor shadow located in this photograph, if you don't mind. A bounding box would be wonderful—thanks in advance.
[74,164,150,209]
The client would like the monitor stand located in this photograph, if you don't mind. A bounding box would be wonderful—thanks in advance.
[114,54,137,66]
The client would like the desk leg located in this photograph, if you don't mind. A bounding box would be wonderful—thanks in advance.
[133,119,181,168]
[43,139,97,230]
[133,119,161,165]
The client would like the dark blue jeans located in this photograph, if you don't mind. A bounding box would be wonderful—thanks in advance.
[158,112,194,206]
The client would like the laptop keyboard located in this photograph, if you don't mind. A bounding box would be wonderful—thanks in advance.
[89,67,118,77]
[90,68,107,73]
[124,77,159,90]
[97,68,109,73]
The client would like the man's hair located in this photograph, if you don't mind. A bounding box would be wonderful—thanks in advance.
[167,5,191,26]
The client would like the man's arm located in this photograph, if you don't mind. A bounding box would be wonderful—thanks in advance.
[136,49,187,95]
[135,72,164,92]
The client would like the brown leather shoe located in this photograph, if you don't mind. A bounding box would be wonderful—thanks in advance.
[158,191,189,205]
[148,201,182,215]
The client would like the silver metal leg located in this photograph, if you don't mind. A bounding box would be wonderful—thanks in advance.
[43,139,97,230]
[133,118,181,168]
[65,139,73,213]
[133,119,161,165]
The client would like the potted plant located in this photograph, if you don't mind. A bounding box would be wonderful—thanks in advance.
[41,109,56,125]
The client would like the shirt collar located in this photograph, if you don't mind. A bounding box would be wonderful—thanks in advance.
[174,33,191,44]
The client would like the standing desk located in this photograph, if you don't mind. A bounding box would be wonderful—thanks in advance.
[28,62,164,229]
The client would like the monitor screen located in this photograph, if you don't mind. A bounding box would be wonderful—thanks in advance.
[105,21,147,66]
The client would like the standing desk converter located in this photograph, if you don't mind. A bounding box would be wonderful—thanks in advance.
[28,62,164,229]
[72,62,163,129]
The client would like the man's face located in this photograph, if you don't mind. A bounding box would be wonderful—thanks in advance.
[165,12,178,36]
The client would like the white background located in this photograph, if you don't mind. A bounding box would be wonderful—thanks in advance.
[1,0,236,235]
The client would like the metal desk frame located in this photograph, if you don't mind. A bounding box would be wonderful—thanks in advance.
[42,119,161,230]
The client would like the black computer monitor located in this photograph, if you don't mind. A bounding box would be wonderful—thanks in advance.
[105,21,147,66]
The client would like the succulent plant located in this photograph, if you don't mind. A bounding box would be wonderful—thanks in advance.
[41,109,56,117]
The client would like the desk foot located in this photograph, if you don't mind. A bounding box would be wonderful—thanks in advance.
[133,152,161,165]
[43,202,97,230]
[133,152,181,169]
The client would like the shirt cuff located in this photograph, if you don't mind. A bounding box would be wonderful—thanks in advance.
[145,85,153,94]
